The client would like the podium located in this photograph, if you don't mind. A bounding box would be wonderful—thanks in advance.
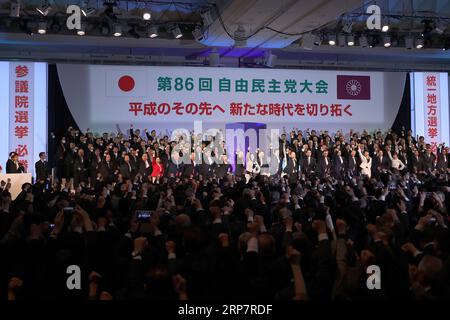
[0,173,32,200]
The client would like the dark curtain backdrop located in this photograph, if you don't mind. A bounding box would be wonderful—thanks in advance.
[391,73,411,134]
[47,64,79,168]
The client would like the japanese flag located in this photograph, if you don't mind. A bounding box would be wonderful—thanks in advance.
[106,70,147,97]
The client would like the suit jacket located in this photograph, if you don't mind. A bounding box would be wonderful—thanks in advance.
[6,159,25,174]
[182,162,198,178]
[283,157,299,181]
[35,159,50,181]
[302,156,316,177]
[120,162,135,180]
[332,155,345,179]
[318,156,332,179]
[346,155,359,176]
[138,159,153,177]
[99,160,115,183]
[166,160,184,178]
[421,153,436,172]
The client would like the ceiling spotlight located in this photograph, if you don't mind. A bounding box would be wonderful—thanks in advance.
[10,2,20,17]
[77,24,86,36]
[405,36,413,50]
[416,37,424,49]
[36,3,51,16]
[328,34,336,46]
[192,26,206,42]
[342,21,353,34]
[301,33,315,50]
[82,7,96,17]
[263,51,277,68]
[359,35,368,48]
[147,25,158,38]
[200,9,214,26]
[142,11,151,21]
[435,20,447,34]
[313,34,322,46]
[37,21,47,34]
[347,35,355,46]
[172,25,183,39]
[113,23,122,37]
[383,35,391,47]
[338,34,346,47]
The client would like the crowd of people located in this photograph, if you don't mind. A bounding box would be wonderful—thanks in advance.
[1,125,449,300]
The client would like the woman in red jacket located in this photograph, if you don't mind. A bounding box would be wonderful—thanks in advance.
[150,152,164,183]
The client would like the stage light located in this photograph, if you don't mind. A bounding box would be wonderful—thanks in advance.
[263,51,277,68]
[347,35,355,46]
[301,33,314,50]
[383,35,391,47]
[82,7,96,17]
[201,9,214,26]
[113,23,122,37]
[416,37,424,49]
[359,35,368,48]
[405,36,413,50]
[313,34,322,46]
[173,25,183,39]
[192,26,206,42]
[147,25,158,38]
[435,20,446,34]
[328,34,336,46]
[10,2,20,17]
[37,21,47,34]
[36,3,51,16]
[342,21,353,34]
[142,11,151,21]
[77,24,86,36]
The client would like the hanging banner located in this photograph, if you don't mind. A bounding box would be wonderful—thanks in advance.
[423,73,441,152]
[9,62,34,174]
[57,64,406,133]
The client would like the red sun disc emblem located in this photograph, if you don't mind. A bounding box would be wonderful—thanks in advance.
[118,75,135,92]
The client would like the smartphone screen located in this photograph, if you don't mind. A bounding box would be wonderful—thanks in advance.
[136,210,153,222]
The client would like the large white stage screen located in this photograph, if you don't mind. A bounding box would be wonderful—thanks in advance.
[57,64,406,133]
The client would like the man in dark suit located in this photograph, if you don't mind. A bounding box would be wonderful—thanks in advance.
[120,154,135,180]
[166,152,184,178]
[138,153,152,179]
[283,150,299,184]
[182,152,198,179]
[410,149,422,173]
[436,145,448,172]
[318,149,332,179]
[332,150,345,180]
[73,148,87,186]
[35,152,50,182]
[421,147,436,172]
[302,149,316,178]
[347,149,359,177]
[99,153,115,184]
[373,150,390,176]
[6,152,26,173]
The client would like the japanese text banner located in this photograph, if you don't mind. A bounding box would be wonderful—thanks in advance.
[9,62,34,174]
[57,64,406,132]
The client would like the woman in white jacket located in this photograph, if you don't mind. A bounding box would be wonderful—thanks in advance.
[387,150,406,171]
[358,146,372,178]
